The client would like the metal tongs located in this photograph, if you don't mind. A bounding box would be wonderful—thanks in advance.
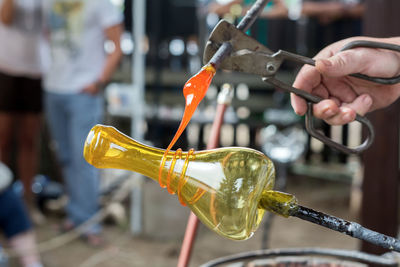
[204,19,400,154]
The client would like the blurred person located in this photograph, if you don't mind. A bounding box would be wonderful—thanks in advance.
[0,0,46,223]
[301,0,364,25]
[208,0,289,48]
[291,36,400,125]
[207,0,363,51]
[42,0,123,246]
[208,0,364,21]
[0,161,43,267]
[300,0,365,56]
[208,0,288,19]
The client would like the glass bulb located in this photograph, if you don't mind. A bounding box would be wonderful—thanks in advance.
[84,124,275,240]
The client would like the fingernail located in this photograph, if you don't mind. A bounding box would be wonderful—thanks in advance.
[323,108,335,117]
[362,95,372,106]
[342,112,353,122]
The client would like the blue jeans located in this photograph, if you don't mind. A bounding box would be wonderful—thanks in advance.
[0,187,31,239]
[45,92,103,234]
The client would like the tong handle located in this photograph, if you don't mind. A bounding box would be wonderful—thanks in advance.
[263,77,375,154]
[305,103,375,154]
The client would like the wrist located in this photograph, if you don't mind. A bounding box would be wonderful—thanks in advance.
[94,79,107,90]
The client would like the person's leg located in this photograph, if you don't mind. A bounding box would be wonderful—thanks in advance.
[16,113,45,224]
[0,187,42,267]
[0,72,17,167]
[44,92,74,226]
[17,76,43,206]
[64,93,103,236]
[0,113,15,166]
[16,114,42,204]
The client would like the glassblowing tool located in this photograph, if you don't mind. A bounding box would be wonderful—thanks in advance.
[83,124,400,251]
[204,19,400,154]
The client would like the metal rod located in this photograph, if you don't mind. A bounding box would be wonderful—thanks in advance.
[236,0,271,31]
[130,0,147,236]
[208,0,271,68]
[293,205,400,252]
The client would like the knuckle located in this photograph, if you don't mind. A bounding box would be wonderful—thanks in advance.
[334,53,349,68]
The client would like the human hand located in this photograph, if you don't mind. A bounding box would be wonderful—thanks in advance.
[291,37,400,125]
[81,80,104,95]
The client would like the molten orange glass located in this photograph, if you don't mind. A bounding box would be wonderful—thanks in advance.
[158,64,216,199]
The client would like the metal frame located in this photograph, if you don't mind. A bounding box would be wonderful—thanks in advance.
[200,247,398,267]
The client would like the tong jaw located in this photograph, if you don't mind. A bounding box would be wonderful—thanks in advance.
[204,20,280,77]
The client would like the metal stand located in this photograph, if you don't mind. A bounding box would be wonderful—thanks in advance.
[130,0,146,235]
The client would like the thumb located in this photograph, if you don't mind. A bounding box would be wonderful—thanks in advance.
[315,50,370,77]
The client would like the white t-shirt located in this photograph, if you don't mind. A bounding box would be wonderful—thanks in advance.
[43,0,123,94]
[0,0,46,77]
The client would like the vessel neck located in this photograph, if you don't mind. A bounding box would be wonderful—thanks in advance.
[258,190,299,217]
[84,125,196,189]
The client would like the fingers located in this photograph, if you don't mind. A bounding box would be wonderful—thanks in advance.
[317,46,400,78]
[81,84,100,95]
[291,65,322,116]
[291,42,378,123]
[315,49,370,77]
[313,101,355,126]
[291,93,307,116]
[343,94,373,117]
[312,94,372,125]
[320,76,357,103]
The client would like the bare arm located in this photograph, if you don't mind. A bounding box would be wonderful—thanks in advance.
[98,24,123,83]
[345,3,365,18]
[301,1,365,24]
[0,0,14,25]
[301,1,344,17]
[256,0,288,19]
[208,0,242,16]
[82,23,123,95]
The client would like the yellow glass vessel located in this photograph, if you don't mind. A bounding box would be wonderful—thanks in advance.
[84,124,291,240]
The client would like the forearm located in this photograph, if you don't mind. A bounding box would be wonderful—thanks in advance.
[98,24,123,84]
[0,0,14,25]
[98,49,122,84]
[208,0,242,16]
[258,3,288,19]
[82,24,123,95]
[301,1,345,17]
[344,3,365,18]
